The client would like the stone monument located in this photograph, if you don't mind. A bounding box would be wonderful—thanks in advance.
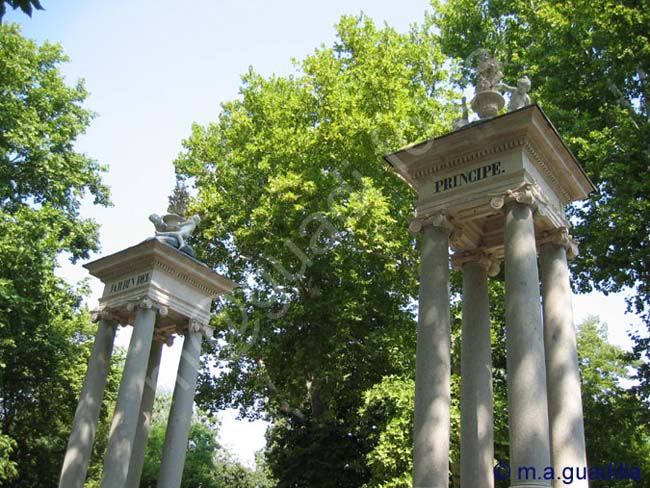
[384,58,595,488]
[58,214,237,488]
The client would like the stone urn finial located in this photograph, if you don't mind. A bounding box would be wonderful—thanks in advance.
[470,50,506,119]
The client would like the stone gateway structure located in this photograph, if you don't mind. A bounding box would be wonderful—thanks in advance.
[58,237,237,488]
[385,104,596,487]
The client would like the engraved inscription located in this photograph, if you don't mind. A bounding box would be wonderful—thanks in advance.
[108,272,151,294]
[433,161,505,194]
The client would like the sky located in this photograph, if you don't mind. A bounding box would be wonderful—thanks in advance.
[5,0,643,468]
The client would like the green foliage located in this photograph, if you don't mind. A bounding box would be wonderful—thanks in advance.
[577,317,650,487]
[358,376,414,488]
[0,24,111,486]
[139,394,272,488]
[0,433,17,482]
[176,14,458,486]
[432,0,650,400]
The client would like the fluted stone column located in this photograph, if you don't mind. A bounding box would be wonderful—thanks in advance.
[58,316,118,488]
[100,299,163,488]
[157,322,209,488]
[540,233,587,487]
[125,339,164,488]
[456,250,497,488]
[410,215,452,488]
[504,201,551,488]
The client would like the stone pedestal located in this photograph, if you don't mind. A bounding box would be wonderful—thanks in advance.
[59,238,237,488]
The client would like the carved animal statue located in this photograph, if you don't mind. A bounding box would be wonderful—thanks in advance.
[148,213,200,250]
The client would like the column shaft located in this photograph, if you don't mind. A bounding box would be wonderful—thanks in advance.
[58,319,117,488]
[157,329,203,488]
[100,307,157,488]
[413,224,451,488]
[460,262,494,488]
[504,202,551,488]
[540,244,587,487]
[125,339,164,488]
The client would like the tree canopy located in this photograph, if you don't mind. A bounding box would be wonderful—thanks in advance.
[139,393,273,488]
[0,23,112,486]
[175,14,458,486]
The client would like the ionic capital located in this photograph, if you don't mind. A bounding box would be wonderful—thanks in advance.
[125,296,169,317]
[187,319,214,339]
[452,248,501,277]
[90,309,121,325]
[409,213,463,244]
[538,227,579,260]
[489,182,549,212]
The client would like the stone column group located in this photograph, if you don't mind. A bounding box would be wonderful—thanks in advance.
[411,192,587,487]
[58,297,212,488]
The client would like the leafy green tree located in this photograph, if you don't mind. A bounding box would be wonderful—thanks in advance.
[577,317,650,487]
[0,23,111,486]
[175,14,458,486]
[432,0,650,401]
[139,393,272,488]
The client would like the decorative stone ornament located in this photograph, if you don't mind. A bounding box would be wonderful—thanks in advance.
[451,248,501,277]
[499,75,532,112]
[470,51,506,119]
[538,227,579,260]
[149,213,201,257]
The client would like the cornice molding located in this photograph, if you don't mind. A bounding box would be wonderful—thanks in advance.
[413,136,527,181]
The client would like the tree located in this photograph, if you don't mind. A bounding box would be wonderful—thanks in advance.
[577,317,650,487]
[0,0,43,24]
[175,14,458,486]
[0,23,111,485]
[432,0,650,401]
[139,393,272,488]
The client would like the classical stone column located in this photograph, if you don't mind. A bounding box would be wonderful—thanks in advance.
[125,339,164,488]
[539,230,587,487]
[58,314,118,488]
[157,321,211,488]
[100,298,165,488]
[454,250,498,488]
[502,196,551,487]
[409,214,453,488]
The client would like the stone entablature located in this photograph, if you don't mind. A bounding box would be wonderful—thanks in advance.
[384,105,595,258]
[84,238,238,336]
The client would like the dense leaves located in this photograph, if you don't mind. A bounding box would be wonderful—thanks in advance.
[0,24,112,485]
[175,14,458,485]
[139,394,273,488]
